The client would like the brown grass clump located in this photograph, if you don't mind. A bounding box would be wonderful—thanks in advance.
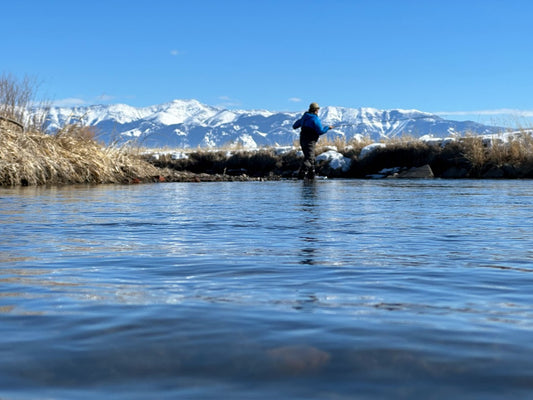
[460,134,486,171]
[459,130,533,174]
[0,123,160,186]
[486,132,533,167]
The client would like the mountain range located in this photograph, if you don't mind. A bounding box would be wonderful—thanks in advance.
[44,99,503,148]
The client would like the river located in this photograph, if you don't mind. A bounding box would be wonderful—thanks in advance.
[1,179,533,399]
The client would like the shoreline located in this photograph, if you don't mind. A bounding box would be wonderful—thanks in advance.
[145,136,533,182]
[2,120,533,186]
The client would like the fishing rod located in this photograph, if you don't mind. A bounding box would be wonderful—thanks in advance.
[330,114,437,129]
[332,123,359,128]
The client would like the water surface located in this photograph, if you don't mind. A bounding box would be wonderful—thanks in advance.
[1,180,533,399]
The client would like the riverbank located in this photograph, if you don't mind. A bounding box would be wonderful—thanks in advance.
[147,133,533,180]
[2,118,533,186]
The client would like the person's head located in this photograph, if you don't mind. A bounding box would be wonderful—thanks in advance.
[308,102,320,114]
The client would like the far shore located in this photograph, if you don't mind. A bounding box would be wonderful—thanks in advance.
[144,133,533,181]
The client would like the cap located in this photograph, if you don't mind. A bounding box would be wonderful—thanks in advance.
[308,102,320,112]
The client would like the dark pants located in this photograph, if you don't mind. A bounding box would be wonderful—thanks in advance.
[299,130,318,179]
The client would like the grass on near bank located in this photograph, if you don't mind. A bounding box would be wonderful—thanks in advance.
[0,72,166,186]
[0,121,162,186]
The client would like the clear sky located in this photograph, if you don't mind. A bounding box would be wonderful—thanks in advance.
[2,0,532,126]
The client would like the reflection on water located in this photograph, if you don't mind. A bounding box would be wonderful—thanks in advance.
[299,181,320,265]
[1,180,533,399]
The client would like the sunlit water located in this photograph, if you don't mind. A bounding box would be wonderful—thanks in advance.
[1,179,533,399]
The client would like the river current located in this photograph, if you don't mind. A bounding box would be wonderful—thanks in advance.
[1,179,533,399]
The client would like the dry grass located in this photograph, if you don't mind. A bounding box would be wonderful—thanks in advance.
[460,130,533,169]
[0,123,160,186]
[487,132,533,167]
[0,71,162,186]
[316,135,374,155]
[460,134,486,169]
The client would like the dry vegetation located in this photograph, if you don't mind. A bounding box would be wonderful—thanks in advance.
[0,121,162,186]
[0,73,162,186]
[316,135,374,156]
[461,133,533,169]
[351,132,533,178]
[148,130,533,180]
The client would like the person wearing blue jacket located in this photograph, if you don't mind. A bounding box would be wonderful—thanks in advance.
[292,102,334,179]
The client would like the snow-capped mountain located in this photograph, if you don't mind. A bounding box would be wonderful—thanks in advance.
[44,99,503,148]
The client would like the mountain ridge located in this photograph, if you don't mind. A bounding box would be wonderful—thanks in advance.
[44,100,503,148]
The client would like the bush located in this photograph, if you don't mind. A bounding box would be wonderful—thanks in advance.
[226,150,278,176]
[348,141,438,177]
[188,151,228,173]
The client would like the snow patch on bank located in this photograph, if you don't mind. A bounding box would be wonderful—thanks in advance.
[317,150,352,172]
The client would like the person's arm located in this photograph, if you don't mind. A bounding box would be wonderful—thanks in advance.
[292,117,302,129]
[312,115,331,135]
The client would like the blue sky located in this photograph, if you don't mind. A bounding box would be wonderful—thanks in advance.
[2,0,532,126]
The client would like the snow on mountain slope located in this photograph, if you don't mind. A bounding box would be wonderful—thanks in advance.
[43,100,503,148]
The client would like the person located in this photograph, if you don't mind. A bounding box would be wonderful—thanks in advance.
[292,102,334,179]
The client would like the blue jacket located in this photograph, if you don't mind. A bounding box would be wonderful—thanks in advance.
[292,112,330,138]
